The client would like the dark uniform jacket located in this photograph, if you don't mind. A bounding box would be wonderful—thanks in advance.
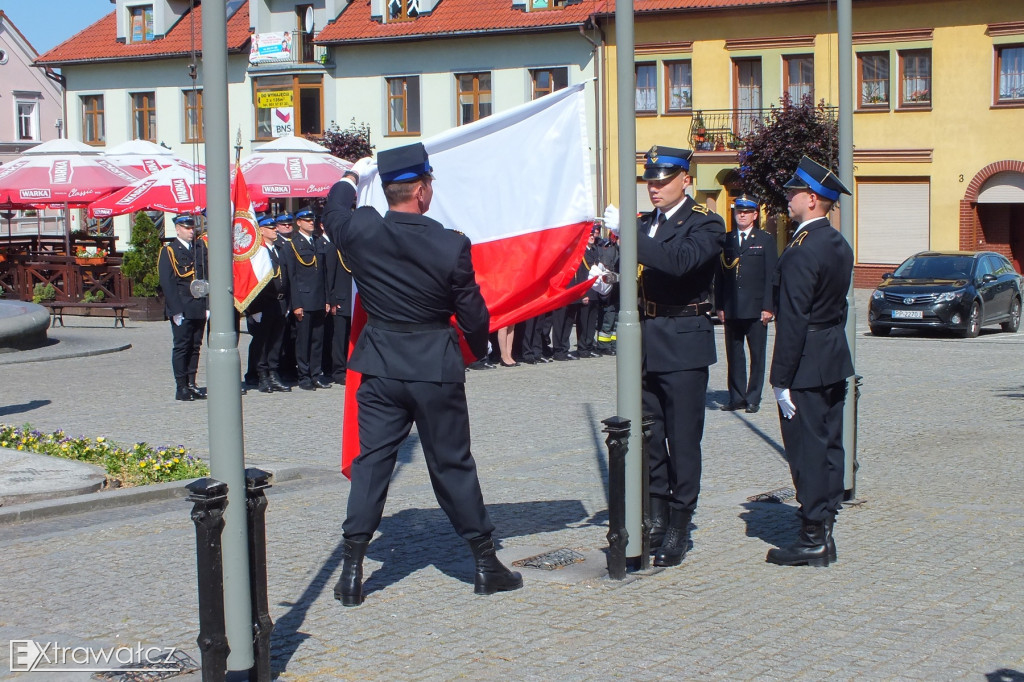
[637,196,726,372]
[579,243,600,297]
[158,238,208,320]
[282,232,330,312]
[715,227,778,320]
[326,243,353,315]
[770,217,854,390]
[322,181,489,383]
[249,242,289,316]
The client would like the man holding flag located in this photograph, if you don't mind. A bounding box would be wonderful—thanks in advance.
[322,143,523,607]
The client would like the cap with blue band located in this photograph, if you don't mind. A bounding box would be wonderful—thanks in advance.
[642,145,693,181]
[783,155,852,201]
[734,194,759,210]
[378,143,433,184]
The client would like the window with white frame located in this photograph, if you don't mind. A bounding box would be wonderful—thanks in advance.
[16,101,38,141]
[857,179,930,264]
[996,45,1024,104]
[635,63,656,113]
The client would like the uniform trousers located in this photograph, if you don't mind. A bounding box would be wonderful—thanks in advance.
[551,303,578,358]
[643,366,709,513]
[596,296,617,351]
[723,318,768,407]
[521,313,552,361]
[779,381,847,523]
[170,318,204,388]
[247,308,287,376]
[343,376,495,542]
[294,309,326,381]
[575,299,599,353]
[325,312,351,382]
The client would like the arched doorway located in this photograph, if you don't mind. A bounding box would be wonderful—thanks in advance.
[961,161,1024,272]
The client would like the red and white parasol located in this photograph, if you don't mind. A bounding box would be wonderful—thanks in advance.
[88,164,208,217]
[236,135,351,203]
[0,138,142,206]
[103,139,192,176]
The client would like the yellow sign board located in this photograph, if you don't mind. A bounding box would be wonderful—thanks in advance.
[258,91,293,109]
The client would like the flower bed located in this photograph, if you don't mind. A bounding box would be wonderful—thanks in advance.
[0,423,210,487]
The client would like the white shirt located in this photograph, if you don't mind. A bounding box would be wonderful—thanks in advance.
[648,200,687,238]
[737,229,752,244]
[176,237,191,250]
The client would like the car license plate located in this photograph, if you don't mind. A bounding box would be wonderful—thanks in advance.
[892,309,923,319]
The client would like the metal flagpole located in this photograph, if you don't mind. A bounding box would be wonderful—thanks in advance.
[614,0,643,563]
[201,0,254,671]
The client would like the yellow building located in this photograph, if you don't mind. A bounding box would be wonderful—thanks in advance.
[597,0,1024,286]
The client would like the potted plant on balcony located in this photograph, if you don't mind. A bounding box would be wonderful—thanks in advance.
[120,211,165,321]
[74,246,107,265]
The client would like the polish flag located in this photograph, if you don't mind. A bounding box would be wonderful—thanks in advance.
[230,168,275,312]
[341,83,596,477]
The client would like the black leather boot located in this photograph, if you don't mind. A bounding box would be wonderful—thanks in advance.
[333,538,369,607]
[268,371,291,392]
[468,536,523,595]
[652,509,692,567]
[824,516,837,563]
[187,379,207,399]
[766,519,830,567]
[647,497,669,553]
[175,385,194,401]
[257,371,272,393]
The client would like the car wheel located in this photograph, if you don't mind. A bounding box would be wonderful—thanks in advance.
[1002,297,1021,333]
[962,301,981,338]
[869,325,891,337]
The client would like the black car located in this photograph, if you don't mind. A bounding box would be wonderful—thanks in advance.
[868,251,1022,338]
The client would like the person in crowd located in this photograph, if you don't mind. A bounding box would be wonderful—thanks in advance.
[280,211,332,390]
[158,214,209,401]
[595,230,620,356]
[574,226,603,358]
[245,216,291,393]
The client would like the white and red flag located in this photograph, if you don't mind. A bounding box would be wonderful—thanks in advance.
[341,83,596,477]
[230,168,275,312]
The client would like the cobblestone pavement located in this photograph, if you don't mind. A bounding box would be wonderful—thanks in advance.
[0,292,1022,680]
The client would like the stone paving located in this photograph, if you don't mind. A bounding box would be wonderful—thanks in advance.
[0,292,1022,680]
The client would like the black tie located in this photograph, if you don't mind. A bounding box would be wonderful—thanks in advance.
[738,232,745,247]
[658,212,667,228]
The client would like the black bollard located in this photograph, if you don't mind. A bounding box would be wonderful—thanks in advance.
[639,415,655,569]
[187,478,230,682]
[602,416,631,580]
[245,468,274,682]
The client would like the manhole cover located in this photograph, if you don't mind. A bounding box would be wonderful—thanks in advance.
[92,650,199,681]
[746,486,796,504]
[512,548,585,571]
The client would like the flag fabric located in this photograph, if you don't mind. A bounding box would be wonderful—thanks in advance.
[230,168,275,312]
[341,83,596,478]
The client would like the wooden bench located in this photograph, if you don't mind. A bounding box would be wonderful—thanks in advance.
[47,301,132,328]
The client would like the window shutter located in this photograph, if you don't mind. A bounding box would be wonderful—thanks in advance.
[856,180,930,264]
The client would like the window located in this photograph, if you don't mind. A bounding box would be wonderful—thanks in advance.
[16,101,38,141]
[456,72,491,125]
[734,58,762,136]
[386,76,420,135]
[665,61,692,112]
[388,0,420,21]
[253,75,323,139]
[856,180,930,264]
[531,68,568,99]
[899,50,931,107]
[183,90,204,142]
[131,92,157,141]
[859,52,890,108]
[528,0,565,10]
[996,45,1024,104]
[784,55,814,103]
[128,5,154,43]
[81,95,105,145]
[635,63,656,114]
[295,5,314,63]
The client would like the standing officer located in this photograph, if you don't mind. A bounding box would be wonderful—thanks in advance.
[274,214,298,382]
[715,194,777,413]
[322,143,522,606]
[319,206,354,386]
[767,155,854,568]
[281,211,332,390]
[245,216,291,393]
[158,214,209,401]
[574,226,602,358]
[604,145,726,567]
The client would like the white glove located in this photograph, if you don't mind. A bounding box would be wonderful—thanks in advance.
[589,263,613,297]
[205,310,210,321]
[602,204,620,236]
[173,313,184,326]
[773,387,797,420]
[249,312,263,324]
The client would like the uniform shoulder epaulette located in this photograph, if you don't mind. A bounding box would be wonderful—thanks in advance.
[792,231,809,246]
[450,229,465,236]
[691,203,710,215]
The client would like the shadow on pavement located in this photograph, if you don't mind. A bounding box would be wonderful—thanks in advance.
[739,501,800,550]
[0,399,51,417]
[582,402,609,506]
[987,669,1024,682]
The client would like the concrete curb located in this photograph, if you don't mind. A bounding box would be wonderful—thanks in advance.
[0,464,336,525]
[0,340,133,365]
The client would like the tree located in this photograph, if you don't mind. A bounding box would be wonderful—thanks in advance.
[316,118,374,162]
[120,211,163,297]
[739,94,838,220]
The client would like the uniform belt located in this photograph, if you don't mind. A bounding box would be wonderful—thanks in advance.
[366,316,451,332]
[641,300,712,318]
[807,319,842,331]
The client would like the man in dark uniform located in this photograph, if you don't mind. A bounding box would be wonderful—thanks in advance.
[281,211,332,391]
[245,216,291,393]
[274,214,299,382]
[715,194,777,413]
[595,230,620,356]
[574,226,602,358]
[767,155,854,568]
[158,214,209,401]
[607,145,726,567]
[318,206,354,385]
[322,143,522,606]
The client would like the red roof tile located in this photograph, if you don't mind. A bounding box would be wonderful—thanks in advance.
[35,2,251,67]
[630,0,816,14]
[316,0,606,43]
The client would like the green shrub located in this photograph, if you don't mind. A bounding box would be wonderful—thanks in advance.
[32,283,56,303]
[121,211,163,297]
[82,290,106,303]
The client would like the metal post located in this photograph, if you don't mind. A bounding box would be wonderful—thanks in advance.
[201,0,254,671]
[613,0,644,565]
[837,0,858,499]
[187,478,230,682]
[638,415,654,567]
[602,416,631,580]
[245,468,274,682]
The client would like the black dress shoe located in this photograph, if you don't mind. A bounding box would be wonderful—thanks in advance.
[467,360,494,370]
[175,387,195,401]
[719,402,746,411]
[745,404,760,413]
[499,360,520,367]
[187,383,207,400]
[298,380,316,391]
[314,378,333,389]
[539,356,554,363]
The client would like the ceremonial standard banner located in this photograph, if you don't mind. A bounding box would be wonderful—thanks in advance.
[230,168,275,312]
[341,83,596,477]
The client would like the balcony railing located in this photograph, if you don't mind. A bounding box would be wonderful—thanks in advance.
[688,106,837,151]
